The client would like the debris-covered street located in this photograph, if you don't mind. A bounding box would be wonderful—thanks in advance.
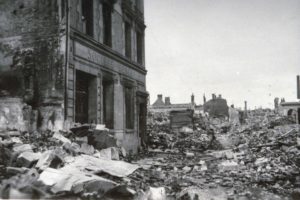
[0,109,300,199]
[1,0,300,199]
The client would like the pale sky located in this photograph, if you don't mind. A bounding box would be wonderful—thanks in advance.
[144,0,300,109]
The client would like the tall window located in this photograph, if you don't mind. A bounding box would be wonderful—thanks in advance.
[136,30,143,64]
[82,0,93,37]
[125,86,134,129]
[125,22,132,59]
[103,3,112,47]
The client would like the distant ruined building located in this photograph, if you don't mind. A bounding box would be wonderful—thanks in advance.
[203,94,229,118]
[276,75,300,124]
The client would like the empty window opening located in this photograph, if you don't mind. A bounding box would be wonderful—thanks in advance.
[125,86,134,129]
[82,0,93,37]
[136,30,143,64]
[103,80,114,129]
[103,3,112,47]
[125,21,132,59]
[287,109,293,116]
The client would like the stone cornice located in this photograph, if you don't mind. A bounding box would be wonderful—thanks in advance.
[70,29,147,75]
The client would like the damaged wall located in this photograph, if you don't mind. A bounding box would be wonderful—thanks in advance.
[66,0,147,153]
[0,0,65,131]
[204,95,229,118]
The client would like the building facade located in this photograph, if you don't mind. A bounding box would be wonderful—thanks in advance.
[0,0,147,152]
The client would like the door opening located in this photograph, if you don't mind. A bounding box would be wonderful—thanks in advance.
[75,70,97,124]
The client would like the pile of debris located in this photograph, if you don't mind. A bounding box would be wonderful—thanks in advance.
[131,110,300,199]
[146,110,221,152]
[0,125,140,199]
[212,111,300,197]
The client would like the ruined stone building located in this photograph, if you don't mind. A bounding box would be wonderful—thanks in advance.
[276,76,300,124]
[203,94,229,118]
[0,0,147,152]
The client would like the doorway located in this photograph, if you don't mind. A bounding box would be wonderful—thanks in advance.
[75,70,97,124]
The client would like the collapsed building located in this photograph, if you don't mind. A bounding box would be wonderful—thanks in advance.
[203,94,229,118]
[276,75,300,124]
[0,0,147,152]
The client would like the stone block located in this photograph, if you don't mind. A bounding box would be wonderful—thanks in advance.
[17,152,42,167]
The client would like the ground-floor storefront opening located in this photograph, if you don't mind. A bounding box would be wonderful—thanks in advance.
[75,70,97,124]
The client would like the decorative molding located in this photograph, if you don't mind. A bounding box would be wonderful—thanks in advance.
[71,29,147,74]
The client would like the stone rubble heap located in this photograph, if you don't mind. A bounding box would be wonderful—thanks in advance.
[0,109,300,199]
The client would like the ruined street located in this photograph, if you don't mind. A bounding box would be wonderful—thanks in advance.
[1,0,300,199]
[1,108,300,199]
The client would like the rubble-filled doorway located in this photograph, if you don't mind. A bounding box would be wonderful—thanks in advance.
[75,70,97,123]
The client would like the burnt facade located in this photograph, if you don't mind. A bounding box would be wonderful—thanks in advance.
[0,0,147,152]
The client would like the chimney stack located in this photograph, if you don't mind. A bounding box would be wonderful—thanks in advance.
[297,75,300,99]
[191,93,195,105]
[244,101,248,117]
[218,94,222,99]
[212,94,216,100]
[165,97,171,105]
[203,94,206,104]
[158,94,163,101]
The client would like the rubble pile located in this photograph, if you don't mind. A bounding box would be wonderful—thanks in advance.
[0,125,139,199]
[213,111,300,196]
[147,110,220,152]
[0,109,299,199]
[129,110,300,199]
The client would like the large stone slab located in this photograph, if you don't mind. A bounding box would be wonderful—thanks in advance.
[39,167,117,195]
[62,154,139,178]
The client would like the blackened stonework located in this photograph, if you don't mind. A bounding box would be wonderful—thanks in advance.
[0,0,147,153]
[0,0,65,131]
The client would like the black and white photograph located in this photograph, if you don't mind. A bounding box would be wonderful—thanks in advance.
[0,0,300,199]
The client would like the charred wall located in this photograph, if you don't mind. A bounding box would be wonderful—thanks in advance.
[0,0,65,131]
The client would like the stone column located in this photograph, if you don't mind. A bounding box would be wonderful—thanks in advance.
[98,72,103,124]
[113,73,124,146]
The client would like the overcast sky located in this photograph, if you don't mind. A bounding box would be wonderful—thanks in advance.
[144,0,300,109]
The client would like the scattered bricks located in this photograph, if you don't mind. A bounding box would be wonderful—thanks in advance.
[98,147,120,160]
[219,160,239,171]
[36,150,64,171]
[89,130,117,150]
[6,167,29,176]
[16,152,42,167]
[75,136,88,145]
[142,187,166,200]
[12,144,32,153]
[185,152,195,158]
[70,125,91,137]
[255,157,269,166]
[52,132,71,144]
[182,166,192,172]
[63,142,80,155]
[80,143,95,155]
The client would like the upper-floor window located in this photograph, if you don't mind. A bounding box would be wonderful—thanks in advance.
[125,21,132,59]
[136,30,143,64]
[82,0,93,37]
[103,3,112,47]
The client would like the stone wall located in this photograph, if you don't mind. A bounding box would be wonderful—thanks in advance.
[0,0,66,132]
